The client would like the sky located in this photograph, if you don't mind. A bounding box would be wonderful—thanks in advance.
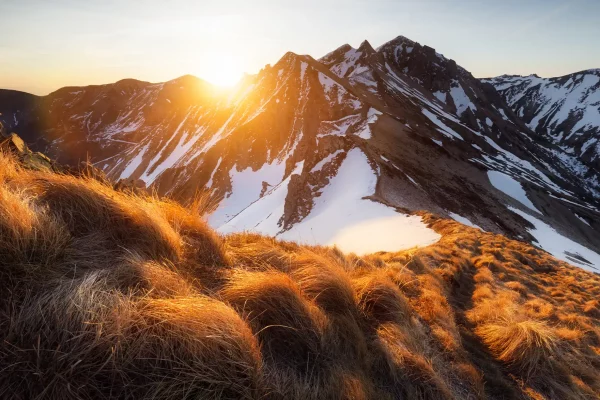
[1,0,599,95]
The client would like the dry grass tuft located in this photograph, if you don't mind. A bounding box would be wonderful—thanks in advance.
[221,270,327,372]
[353,271,411,325]
[476,318,558,377]
[0,151,599,399]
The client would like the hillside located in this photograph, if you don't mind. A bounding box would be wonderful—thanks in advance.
[1,35,600,273]
[1,139,600,399]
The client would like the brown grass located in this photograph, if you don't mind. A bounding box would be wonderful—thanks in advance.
[475,318,558,377]
[1,150,599,399]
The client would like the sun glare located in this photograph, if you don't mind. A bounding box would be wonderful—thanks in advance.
[203,68,242,87]
[198,52,244,87]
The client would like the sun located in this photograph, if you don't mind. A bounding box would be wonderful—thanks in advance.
[198,53,244,88]
[203,66,242,87]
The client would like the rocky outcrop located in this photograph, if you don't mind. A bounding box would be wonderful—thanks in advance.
[0,132,54,172]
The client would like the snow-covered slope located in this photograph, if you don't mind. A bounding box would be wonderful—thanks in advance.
[1,36,599,270]
[482,70,600,189]
[219,148,441,255]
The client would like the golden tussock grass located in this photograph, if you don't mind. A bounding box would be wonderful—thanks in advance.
[475,318,558,377]
[1,150,599,399]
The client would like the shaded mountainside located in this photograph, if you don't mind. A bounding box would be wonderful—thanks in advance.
[482,70,600,185]
[1,35,599,271]
[1,150,600,399]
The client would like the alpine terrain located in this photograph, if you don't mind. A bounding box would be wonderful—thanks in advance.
[1,33,600,400]
[1,36,599,272]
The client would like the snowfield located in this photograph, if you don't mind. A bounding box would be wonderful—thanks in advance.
[509,207,600,273]
[218,148,440,255]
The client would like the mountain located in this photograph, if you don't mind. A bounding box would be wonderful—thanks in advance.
[1,36,599,272]
[482,70,600,188]
[2,147,600,399]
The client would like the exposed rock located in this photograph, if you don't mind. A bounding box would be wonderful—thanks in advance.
[1,132,54,171]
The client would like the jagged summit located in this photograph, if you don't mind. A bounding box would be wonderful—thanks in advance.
[376,34,417,51]
[357,39,376,54]
[274,51,313,69]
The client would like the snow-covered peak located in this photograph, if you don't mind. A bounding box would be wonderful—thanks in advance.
[484,70,600,189]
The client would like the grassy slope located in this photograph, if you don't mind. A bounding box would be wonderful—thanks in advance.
[0,150,599,400]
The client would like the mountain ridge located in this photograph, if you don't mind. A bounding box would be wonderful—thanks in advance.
[1,34,599,272]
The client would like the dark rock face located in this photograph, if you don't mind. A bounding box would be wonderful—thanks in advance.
[0,35,599,266]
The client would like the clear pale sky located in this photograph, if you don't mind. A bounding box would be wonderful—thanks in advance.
[1,0,599,95]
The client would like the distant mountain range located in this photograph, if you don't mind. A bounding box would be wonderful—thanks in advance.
[1,35,599,271]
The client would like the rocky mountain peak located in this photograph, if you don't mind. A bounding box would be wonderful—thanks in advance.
[276,51,307,67]
[357,39,376,54]
[319,44,354,63]
[377,35,416,51]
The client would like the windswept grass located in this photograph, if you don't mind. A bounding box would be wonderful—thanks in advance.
[0,150,599,399]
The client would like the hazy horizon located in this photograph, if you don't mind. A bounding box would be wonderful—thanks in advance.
[2,0,599,95]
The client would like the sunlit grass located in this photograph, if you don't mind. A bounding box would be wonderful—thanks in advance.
[1,149,599,399]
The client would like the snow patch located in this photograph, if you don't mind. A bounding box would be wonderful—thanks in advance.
[300,62,308,81]
[448,212,484,231]
[209,160,287,227]
[206,157,222,188]
[575,213,591,227]
[280,148,440,254]
[356,108,381,140]
[119,144,149,181]
[433,91,447,103]
[509,207,600,273]
[330,47,362,77]
[422,109,463,141]
[488,171,541,214]
[450,84,476,115]
[310,150,344,173]
[218,161,305,236]
[140,126,205,185]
